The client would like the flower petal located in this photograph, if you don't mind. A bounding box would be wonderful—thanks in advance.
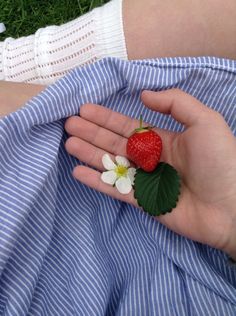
[115,177,132,194]
[115,156,130,168]
[102,154,116,170]
[127,168,136,185]
[101,170,117,185]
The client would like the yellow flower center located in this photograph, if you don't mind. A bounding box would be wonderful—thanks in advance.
[115,165,128,178]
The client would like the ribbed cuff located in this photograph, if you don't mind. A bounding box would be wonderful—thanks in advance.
[1,36,38,83]
[94,0,128,60]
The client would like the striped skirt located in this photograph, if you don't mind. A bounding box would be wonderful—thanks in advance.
[0,57,236,315]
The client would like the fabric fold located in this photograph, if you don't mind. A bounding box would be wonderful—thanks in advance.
[0,56,236,315]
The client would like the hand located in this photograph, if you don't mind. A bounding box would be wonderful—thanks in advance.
[64,89,236,260]
[0,81,46,117]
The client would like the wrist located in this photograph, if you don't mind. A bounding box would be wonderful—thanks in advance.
[216,188,236,261]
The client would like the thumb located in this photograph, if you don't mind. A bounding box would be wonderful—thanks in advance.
[141,89,214,127]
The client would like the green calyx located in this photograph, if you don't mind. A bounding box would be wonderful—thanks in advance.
[134,115,153,133]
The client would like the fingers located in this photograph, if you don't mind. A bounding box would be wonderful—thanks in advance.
[65,136,109,170]
[79,103,172,140]
[79,104,138,138]
[141,89,214,127]
[65,116,127,157]
[72,166,137,206]
[66,104,173,146]
[65,100,177,171]
[65,135,128,171]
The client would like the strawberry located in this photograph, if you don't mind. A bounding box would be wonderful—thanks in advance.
[126,116,162,172]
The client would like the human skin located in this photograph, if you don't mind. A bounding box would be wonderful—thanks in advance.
[1,0,236,111]
[0,1,236,259]
[2,82,236,260]
[123,0,236,60]
[64,89,236,261]
[0,81,45,117]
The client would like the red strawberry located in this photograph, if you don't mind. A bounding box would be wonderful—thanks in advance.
[126,116,162,172]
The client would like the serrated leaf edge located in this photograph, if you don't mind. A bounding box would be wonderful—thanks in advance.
[134,163,181,216]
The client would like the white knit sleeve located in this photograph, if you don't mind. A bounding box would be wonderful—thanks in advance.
[0,0,127,84]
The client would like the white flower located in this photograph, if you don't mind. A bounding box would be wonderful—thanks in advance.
[101,154,136,194]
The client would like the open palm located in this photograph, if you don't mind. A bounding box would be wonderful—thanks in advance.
[65,89,236,258]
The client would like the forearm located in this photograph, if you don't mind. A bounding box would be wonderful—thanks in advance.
[0,81,45,117]
[1,0,236,85]
[124,0,236,60]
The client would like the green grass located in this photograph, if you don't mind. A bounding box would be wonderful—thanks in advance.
[0,0,109,40]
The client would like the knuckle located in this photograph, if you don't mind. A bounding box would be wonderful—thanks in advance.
[110,135,121,154]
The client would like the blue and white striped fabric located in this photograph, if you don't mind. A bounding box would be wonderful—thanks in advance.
[0,57,236,316]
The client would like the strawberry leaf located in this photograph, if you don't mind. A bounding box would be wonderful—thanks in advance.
[134,162,181,216]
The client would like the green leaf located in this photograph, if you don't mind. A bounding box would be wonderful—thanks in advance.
[134,162,181,216]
